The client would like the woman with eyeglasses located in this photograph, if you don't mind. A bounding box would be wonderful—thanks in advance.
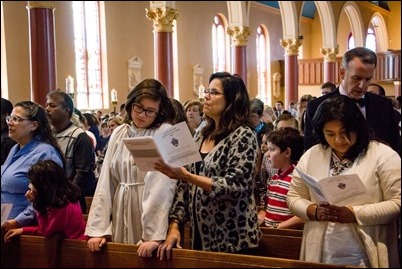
[1,101,65,230]
[85,79,178,258]
[156,72,261,259]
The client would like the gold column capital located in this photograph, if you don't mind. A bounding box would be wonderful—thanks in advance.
[26,1,55,10]
[321,46,339,62]
[280,38,302,56]
[227,26,251,46]
[145,7,179,32]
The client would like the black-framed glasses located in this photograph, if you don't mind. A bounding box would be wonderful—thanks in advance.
[132,103,158,118]
[203,89,223,98]
[5,115,31,124]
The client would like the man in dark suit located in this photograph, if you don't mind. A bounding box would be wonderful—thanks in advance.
[304,47,400,155]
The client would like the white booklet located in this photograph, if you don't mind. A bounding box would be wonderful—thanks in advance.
[1,203,13,226]
[294,167,372,206]
[123,121,202,171]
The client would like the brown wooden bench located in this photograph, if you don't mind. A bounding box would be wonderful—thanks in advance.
[84,197,303,259]
[1,235,360,268]
[183,223,303,259]
[80,218,302,260]
[256,227,303,259]
[85,196,93,214]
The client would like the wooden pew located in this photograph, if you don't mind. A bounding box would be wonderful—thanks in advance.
[256,227,303,259]
[1,234,63,268]
[85,196,93,214]
[85,197,303,259]
[1,235,359,268]
[183,223,303,259]
[260,226,303,237]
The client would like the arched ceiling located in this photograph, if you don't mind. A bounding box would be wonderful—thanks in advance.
[256,1,389,19]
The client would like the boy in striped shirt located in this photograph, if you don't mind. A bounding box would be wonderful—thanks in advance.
[264,127,305,229]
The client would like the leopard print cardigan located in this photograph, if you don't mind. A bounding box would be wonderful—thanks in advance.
[169,125,261,252]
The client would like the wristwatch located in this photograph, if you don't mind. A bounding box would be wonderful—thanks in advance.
[272,222,279,228]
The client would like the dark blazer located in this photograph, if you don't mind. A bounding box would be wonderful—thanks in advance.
[304,89,401,154]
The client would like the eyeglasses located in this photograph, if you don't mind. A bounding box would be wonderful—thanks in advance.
[5,115,31,124]
[132,103,158,118]
[203,89,223,98]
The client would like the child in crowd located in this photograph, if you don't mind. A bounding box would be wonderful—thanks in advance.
[85,79,177,258]
[262,127,305,229]
[4,160,86,242]
[257,114,299,223]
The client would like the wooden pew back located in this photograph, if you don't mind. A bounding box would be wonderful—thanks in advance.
[86,196,303,259]
[85,196,93,214]
[183,224,303,259]
[1,235,359,268]
[256,227,303,259]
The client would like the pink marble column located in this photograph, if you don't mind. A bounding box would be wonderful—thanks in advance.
[284,55,298,109]
[321,47,339,84]
[280,38,301,109]
[146,7,178,97]
[232,46,247,83]
[26,1,56,106]
[227,26,251,85]
[154,32,173,96]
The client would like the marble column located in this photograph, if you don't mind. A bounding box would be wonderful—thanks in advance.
[280,38,301,109]
[321,46,339,84]
[26,1,56,106]
[227,26,251,85]
[146,7,178,97]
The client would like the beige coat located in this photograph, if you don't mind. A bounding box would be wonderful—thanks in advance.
[287,142,401,268]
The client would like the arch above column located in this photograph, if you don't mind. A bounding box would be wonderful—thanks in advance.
[226,1,250,27]
[370,12,388,52]
[315,1,337,48]
[343,1,365,47]
[278,1,298,39]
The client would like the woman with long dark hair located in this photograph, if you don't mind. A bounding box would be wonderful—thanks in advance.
[156,72,261,258]
[288,95,400,267]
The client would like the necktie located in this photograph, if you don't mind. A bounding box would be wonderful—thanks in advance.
[355,98,366,107]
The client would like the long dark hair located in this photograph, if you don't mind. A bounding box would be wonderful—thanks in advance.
[312,95,370,160]
[28,160,81,215]
[14,101,65,169]
[201,72,250,143]
[124,79,175,128]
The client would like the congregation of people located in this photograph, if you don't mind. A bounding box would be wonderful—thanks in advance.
[1,47,401,268]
